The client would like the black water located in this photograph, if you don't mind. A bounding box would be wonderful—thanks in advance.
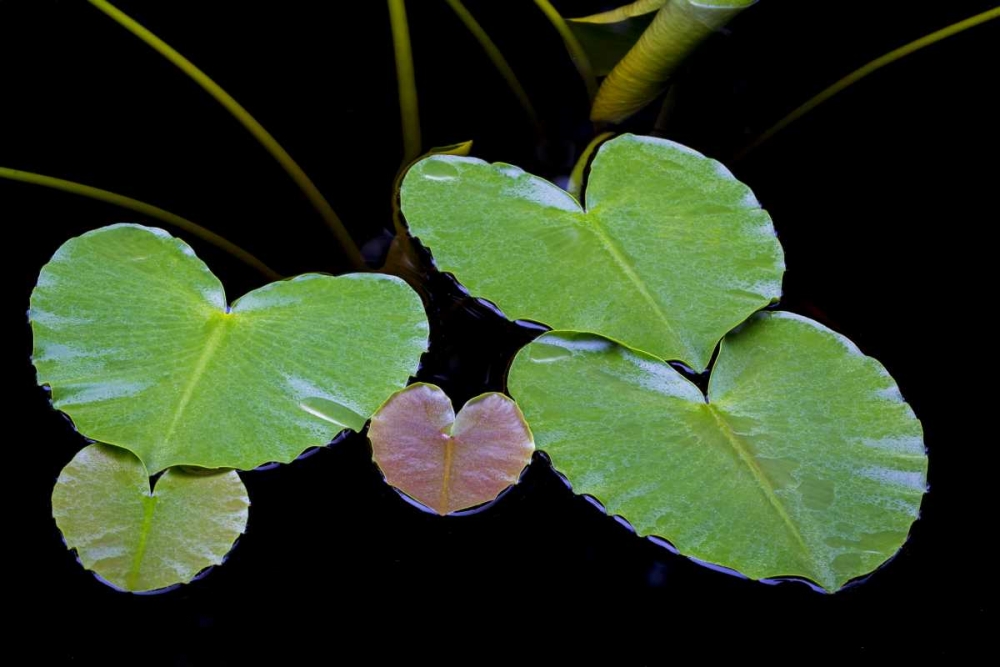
[4,0,996,661]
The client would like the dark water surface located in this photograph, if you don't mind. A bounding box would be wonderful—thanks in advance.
[4,0,996,661]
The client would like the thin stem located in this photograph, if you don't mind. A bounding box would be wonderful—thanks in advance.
[736,6,1000,160]
[388,0,422,163]
[567,131,615,200]
[0,166,281,280]
[531,0,598,101]
[443,0,542,137]
[86,0,364,268]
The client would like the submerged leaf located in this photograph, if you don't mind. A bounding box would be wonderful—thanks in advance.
[30,224,428,472]
[591,0,756,123]
[52,444,249,592]
[401,133,784,371]
[369,383,534,515]
[509,312,927,591]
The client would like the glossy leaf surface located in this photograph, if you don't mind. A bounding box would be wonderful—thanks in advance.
[369,383,534,515]
[402,133,783,371]
[509,312,927,591]
[31,224,428,472]
[52,444,249,592]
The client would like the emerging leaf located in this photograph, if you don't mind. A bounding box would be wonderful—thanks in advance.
[30,224,428,472]
[509,312,927,591]
[369,383,534,515]
[52,444,249,593]
[590,0,757,123]
[402,133,784,371]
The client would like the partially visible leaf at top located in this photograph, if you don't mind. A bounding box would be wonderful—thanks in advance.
[30,224,429,473]
[508,312,928,592]
[569,9,656,77]
[401,133,784,371]
[368,383,534,515]
[573,0,668,24]
[52,443,249,592]
[590,0,757,123]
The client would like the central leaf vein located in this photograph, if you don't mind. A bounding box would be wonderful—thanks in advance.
[585,215,694,362]
[705,403,818,578]
[126,493,158,591]
[159,314,230,466]
[440,435,456,513]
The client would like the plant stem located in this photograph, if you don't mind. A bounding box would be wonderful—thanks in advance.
[531,0,598,101]
[736,6,1000,160]
[444,0,542,137]
[567,131,615,200]
[388,0,422,164]
[0,167,281,280]
[86,0,364,269]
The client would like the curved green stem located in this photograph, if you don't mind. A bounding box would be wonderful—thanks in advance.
[532,0,598,101]
[86,0,364,268]
[736,6,1000,160]
[444,0,542,136]
[0,167,281,280]
[567,131,615,200]
[388,0,422,164]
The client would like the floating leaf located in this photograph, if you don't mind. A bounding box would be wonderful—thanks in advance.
[368,383,534,515]
[52,444,249,592]
[402,133,783,371]
[30,224,428,472]
[508,312,927,591]
[590,0,756,123]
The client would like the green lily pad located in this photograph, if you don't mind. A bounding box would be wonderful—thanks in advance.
[368,383,535,515]
[30,224,428,473]
[52,444,249,593]
[508,312,927,591]
[401,133,784,371]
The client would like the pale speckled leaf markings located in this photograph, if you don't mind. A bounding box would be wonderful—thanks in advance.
[52,444,249,593]
[509,312,927,591]
[401,133,784,372]
[30,224,430,472]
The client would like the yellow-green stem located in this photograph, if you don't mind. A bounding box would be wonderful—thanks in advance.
[86,0,363,268]
[388,0,422,164]
[1,167,281,280]
[567,131,615,200]
[444,0,542,136]
[532,0,598,101]
[736,6,1000,159]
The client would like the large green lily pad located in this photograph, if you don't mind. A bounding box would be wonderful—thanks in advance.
[369,383,534,515]
[30,224,428,472]
[52,444,249,593]
[508,312,927,591]
[401,133,784,371]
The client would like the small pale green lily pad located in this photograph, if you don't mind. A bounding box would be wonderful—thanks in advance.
[368,383,535,515]
[30,224,428,472]
[401,133,784,371]
[508,312,927,591]
[52,444,249,593]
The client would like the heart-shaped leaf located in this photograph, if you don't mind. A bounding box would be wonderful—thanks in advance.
[508,312,927,591]
[52,444,249,593]
[30,224,428,472]
[401,133,784,371]
[368,383,534,515]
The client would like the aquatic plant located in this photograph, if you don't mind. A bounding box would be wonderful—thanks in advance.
[13,1,995,595]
